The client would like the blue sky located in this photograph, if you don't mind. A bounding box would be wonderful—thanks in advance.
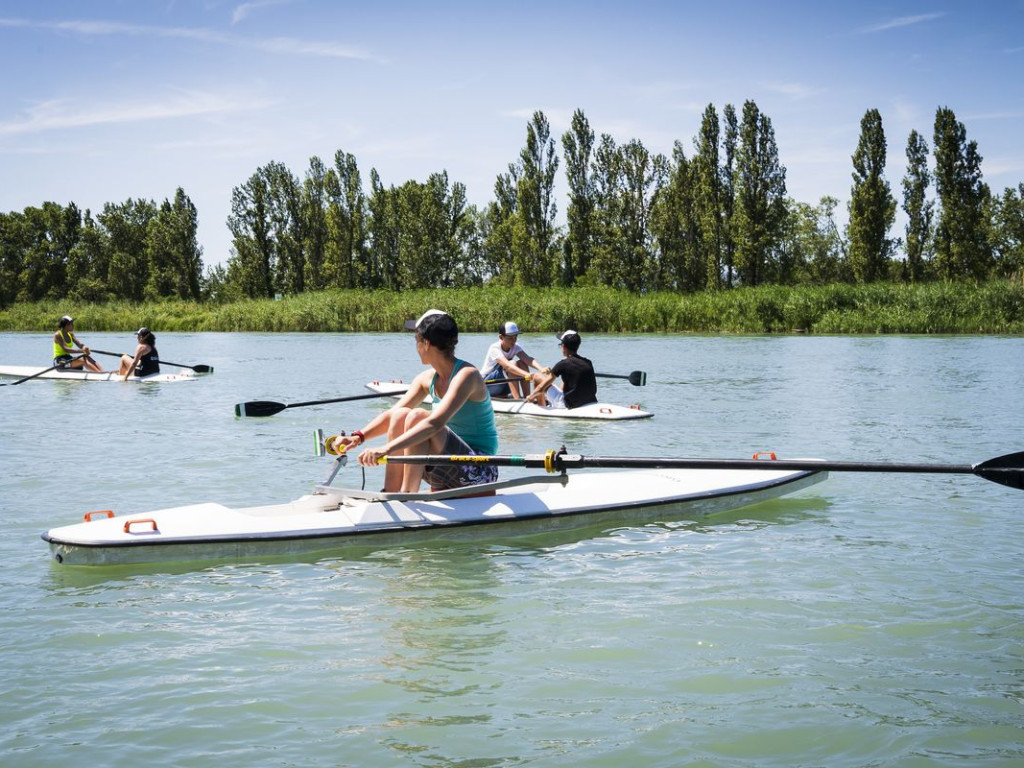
[1,1,1022,268]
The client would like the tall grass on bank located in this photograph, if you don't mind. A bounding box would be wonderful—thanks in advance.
[2,281,1023,334]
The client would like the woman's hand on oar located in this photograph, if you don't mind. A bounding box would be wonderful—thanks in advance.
[382,449,1024,491]
[235,390,399,417]
[595,370,647,386]
[1,356,84,386]
[91,349,213,374]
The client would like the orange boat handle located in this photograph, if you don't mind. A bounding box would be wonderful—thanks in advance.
[83,510,114,522]
[123,518,158,533]
[752,452,778,461]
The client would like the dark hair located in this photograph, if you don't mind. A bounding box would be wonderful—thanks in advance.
[58,315,73,328]
[137,327,156,346]
[418,313,458,353]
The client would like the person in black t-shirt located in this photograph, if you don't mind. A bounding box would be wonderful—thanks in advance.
[527,329,598,409]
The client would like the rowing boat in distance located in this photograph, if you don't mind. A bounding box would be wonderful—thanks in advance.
[0,365,198,383]
[42,460,825,566]
[365,380,653,420]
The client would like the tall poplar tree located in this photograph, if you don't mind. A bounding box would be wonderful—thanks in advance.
[847,108,896,282]
[650,143,700,291]
[227,169,274,298]
[721,104,739,287]
[515,110,560,285]
[933,106,992,280]
[902,129,933,283]
[302,156,330,290]
[732,100,787,286]
[693,104,723,289]
[325,151,366,288]
[561,108,596,285]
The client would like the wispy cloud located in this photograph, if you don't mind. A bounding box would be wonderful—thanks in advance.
[231,0,292,26]
[0,16,375,60]
[0,90,274,137]
[858,12,946,34]
[761,81,827,100]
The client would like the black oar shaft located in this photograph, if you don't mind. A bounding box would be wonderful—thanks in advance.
[92,349,212,373]
[383,450,1024,490]
[288,392,396,408]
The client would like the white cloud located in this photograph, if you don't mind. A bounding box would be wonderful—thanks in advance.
[231,0,292,26]
[857,13,946,34]
[761,82,827,100]
[0,16,375,60]
[0,90,273,136]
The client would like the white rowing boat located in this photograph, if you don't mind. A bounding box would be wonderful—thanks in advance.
[0,365,196,383]
[366,380,652,420]
[42,459,826,566]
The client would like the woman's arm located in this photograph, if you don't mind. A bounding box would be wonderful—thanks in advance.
[382,366,477,454]
[332,372,431,453]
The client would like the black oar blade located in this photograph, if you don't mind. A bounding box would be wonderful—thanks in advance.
[628,370,647,386]
[973,451,1024,490]
[191,364,214,373]
[235,400,287,418]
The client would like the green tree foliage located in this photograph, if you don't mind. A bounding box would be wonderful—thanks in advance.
[650,142,700,291]
[588,135,667,291]
[694,104,724,289]
[847,109,897,282]
[732,101,788,286]
[100,199,156,302]
[227,167,275,298]
[324,151,367,288]
[992,184,1024,276]
[561,108,596,285]
[784,196,848,284]
[302,156,330,291]
[485,111,560,287]
[933,107,992,280]
[721,104,739,287]
[145,189,203,301]
[902,130,933,283]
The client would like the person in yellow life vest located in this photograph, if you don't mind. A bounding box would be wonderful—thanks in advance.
[52,316,103,372]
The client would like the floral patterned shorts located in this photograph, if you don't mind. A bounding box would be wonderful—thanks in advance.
[424,428,499,490]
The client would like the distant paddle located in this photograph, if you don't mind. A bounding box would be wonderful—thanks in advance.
[237,376,529,418]
[596,370,647,386]
[236,391,400,418]
[91,349,213,374]
[384,449,1024,491]
[0,356,84,386]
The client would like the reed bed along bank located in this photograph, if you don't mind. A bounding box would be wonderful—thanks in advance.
[2,281,1023,335]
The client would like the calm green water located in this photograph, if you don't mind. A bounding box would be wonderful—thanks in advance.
[1,331,1023,767]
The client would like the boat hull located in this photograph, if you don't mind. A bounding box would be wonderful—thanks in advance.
[366,380,652,420]
[42,467,826,565]
[0,365,196,383]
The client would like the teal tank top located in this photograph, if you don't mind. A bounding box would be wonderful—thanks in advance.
[430,359,499,455]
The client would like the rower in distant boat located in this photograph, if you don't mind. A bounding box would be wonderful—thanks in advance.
[52,315,103,373]
[118,327,160,381]
[528,329,597,410]
[480,321,551,401]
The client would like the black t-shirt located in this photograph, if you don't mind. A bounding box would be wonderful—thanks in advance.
[552,354,597,409]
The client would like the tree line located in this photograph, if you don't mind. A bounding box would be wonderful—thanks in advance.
[0,188,202,309]
[2,102,1022,310]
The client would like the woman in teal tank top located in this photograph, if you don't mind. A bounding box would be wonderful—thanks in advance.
[330,310,499,493]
